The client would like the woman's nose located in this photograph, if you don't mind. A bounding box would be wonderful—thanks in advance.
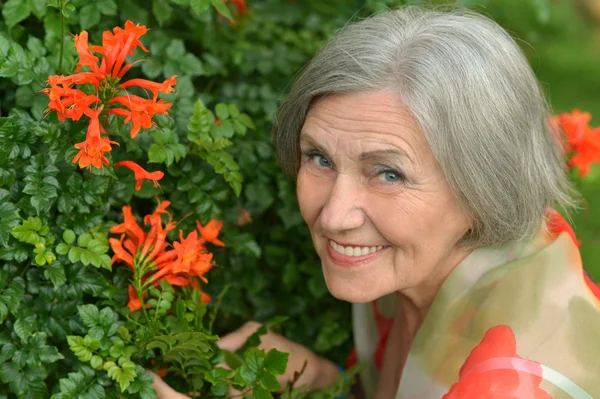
[319,175,366,233]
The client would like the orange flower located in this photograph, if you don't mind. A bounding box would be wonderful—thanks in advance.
[45,21,177,170]
[196,220,225,247]
[73,31,101,73]
[107,95,173,138]
[553,109,600,176]
[109,205,146,246]
[114,160,164,191]
[110,201,217,312]
[121,75,178,98]
[109,237,135,268]
[127,284,142,312]
[74,21,148,78]
[72,110,118,168]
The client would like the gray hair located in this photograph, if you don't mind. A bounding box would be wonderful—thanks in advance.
[273,6,575,247]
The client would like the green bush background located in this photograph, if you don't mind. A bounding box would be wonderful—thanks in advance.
[0,0,599,393]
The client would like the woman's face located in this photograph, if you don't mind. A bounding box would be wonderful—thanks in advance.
[297,90,473,304]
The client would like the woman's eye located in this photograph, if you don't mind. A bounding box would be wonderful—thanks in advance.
[314,155,331,168]
[302,150,332,168]
[376,168,405,183]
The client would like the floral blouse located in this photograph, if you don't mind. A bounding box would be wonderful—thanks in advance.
[351,210,600,398]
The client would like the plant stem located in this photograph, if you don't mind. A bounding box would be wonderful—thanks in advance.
[58,0,65,74]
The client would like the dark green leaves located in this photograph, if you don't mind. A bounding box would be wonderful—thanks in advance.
[52,366,106,399]
[232,348,288,394]
[0,273,25,323]
[0,191,20,247]
[148,129,188,166]
[23,155,59,215]
[2,0,32,28]
[78,0,117,29]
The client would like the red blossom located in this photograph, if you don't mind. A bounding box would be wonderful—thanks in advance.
[43,21,176,169]
[109,202,223,312]
[552,109,600,176]
[114,160,164,191]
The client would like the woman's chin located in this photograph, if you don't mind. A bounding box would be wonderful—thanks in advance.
[323,277,383,304]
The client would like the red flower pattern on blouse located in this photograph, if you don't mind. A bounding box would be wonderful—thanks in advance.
[442,325,551,398]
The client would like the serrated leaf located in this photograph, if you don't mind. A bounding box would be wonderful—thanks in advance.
[259,373,280,390]
[252,386,272,399]
[67,336,94,362]
[44,261,66,288]
[263,349,288,376]
[78,304,100,328]
[14,316,36,342]
[0,201,20,247]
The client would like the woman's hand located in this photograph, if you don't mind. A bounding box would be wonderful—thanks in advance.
[149,371,191,399]
[149,321,340,398]
[218,321,340,391]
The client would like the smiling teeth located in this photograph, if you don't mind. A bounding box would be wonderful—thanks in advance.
[330,241,383,257]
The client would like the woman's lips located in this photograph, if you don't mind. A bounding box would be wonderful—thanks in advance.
[326,240,386,267]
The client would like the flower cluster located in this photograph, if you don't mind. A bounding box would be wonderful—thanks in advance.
[43,21,175,189]
[553,109,600,176]
[108,200,224,312]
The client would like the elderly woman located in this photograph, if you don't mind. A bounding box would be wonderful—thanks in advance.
[154,6,600,399]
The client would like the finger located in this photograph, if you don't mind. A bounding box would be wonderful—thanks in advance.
[147,371,191,399]
[216,321,262,352]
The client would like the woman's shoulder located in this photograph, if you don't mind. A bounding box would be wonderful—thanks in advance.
[403,227,600,398]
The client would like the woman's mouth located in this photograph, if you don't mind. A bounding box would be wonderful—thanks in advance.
[327,240,386,266]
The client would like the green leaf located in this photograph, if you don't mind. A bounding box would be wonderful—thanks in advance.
[78,304,100,328]
[0,276,25,323]
[211,0,233,22]
[228,104,240,118]
[103,358,137,392]
[78,233,92,247]
[67,336,94,362]
[190,0,211,16]
[2,0,31,28]
[98,0,117,15]
[126,366,156,399]
[152,0,173,26]
[148,129,188,166]
[259,373,281,391]
[13,316,37,342]
[44,261,66,288]
[55,243,69,255]
[90,355,103,370]
[28,0,47,19]
[0,36,10,59]
[239,114,256,129]
[53,367,105,399]
[0,200,20,247]
[215,103,230,120]
[263,349,289,376]
[61,229,75,244]
[252,386,273,399]
[79,4,100,30]
[68,246,81,263]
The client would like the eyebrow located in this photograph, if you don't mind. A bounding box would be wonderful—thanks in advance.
[299,133,412,164]
[359,149,412,164]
